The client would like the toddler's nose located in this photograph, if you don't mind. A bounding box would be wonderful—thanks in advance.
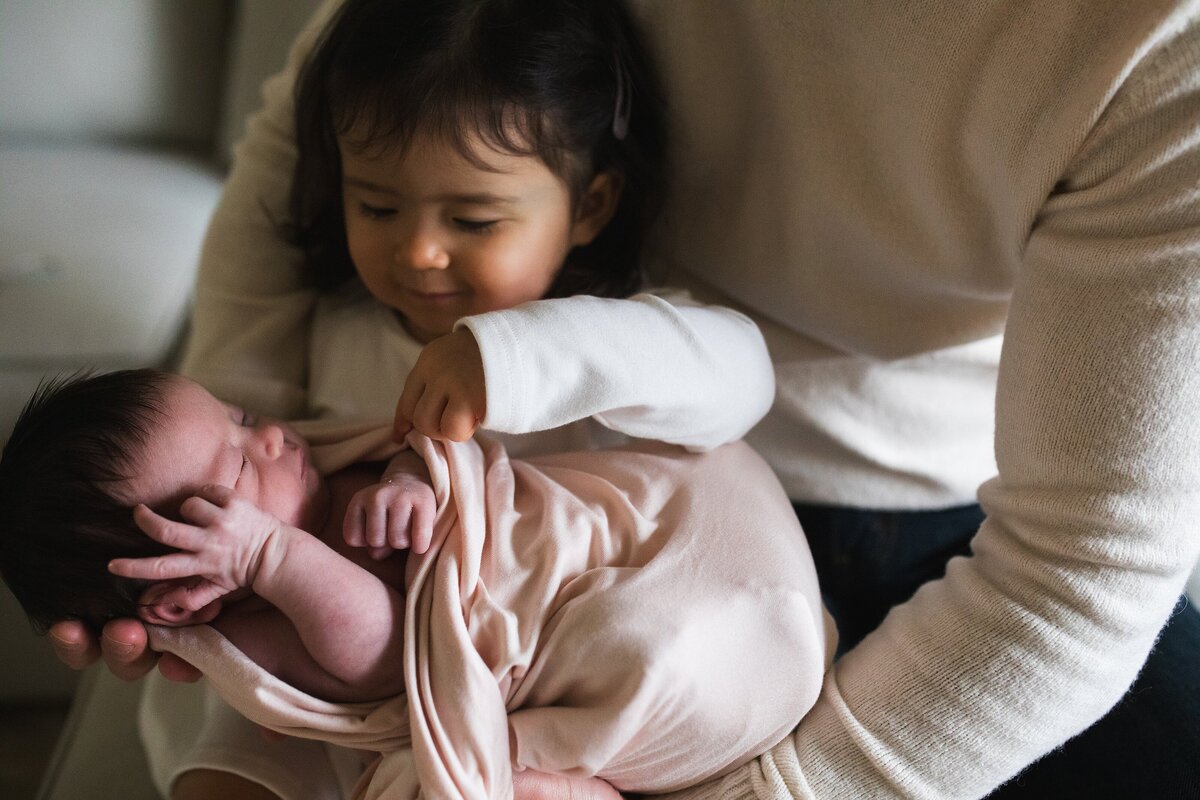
[396,226,450,271]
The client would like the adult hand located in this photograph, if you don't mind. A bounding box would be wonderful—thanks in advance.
[395,328,486,442]
[512,770,623,800]
[48,617,202,682]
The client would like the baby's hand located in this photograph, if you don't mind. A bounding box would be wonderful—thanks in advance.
[344,472,435,557]
[109,484,283,612]
[395,328,486,442]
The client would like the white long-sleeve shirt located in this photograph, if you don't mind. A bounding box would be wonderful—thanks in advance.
[304,281,774,452]
[176,1,1200,798]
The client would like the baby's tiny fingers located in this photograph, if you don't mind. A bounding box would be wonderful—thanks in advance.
[411,503,434,555]
[365,501,389,548]
[368,545,394,561]
[343,496,367,547]
[178,494,223,526]
[196,484,235,505]
[172,583,224,612]
[109,553,202,582]
[132,505,204,550]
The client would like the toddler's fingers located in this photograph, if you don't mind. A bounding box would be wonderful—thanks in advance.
[440,400,478,442]
[411,391,449,439]
[395,378,425,441]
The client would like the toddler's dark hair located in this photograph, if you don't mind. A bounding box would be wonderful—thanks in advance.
[290,0,667,299]
[0,369,174,635]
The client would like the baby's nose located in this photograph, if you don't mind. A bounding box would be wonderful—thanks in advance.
[260,424,285,459]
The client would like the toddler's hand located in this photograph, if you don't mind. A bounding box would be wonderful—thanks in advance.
[395,328,486,442]
[344,472,435,556]
[109,484,283,612]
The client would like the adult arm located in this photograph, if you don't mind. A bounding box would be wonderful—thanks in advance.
[459,290,775,450]
[178,0,343,418]
[663,12,1200,799]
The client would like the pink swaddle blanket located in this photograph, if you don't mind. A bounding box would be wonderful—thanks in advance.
[149,427,832,799]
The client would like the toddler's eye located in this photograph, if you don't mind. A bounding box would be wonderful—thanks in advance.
[359,203,396,219]
[240,411,257,427]
[453,218,498,233]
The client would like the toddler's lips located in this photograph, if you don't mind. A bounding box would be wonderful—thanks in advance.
[407,288,465,303]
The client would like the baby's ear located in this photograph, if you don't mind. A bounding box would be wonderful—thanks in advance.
[136,582,222,627]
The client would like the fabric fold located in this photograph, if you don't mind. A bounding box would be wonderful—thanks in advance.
[150,427,831,799]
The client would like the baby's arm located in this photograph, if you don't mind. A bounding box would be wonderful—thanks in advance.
[343,450,436,557]
[110,485,404,701]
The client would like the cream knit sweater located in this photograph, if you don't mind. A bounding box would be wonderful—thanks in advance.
[180,1,1200,797]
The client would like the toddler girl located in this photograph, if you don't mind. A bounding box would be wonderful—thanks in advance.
[282,0,777,557]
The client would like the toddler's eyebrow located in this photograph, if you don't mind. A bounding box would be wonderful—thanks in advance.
[343,175,400,196]
[343,176,516,206]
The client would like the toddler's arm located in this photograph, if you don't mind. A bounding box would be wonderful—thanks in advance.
[110,484,404,701]
[455,291,775,450]
[343,449,436,557]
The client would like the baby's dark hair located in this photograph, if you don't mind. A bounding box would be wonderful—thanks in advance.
[0,369,175,635]
[290,0,667,298]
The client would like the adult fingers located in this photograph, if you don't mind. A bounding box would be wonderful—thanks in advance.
[48,620,101,670]
[100,618,157,682]
[158,653,203,683]
[512,770,622,800]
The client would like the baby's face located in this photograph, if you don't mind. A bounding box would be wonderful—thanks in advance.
[122,377,328,533]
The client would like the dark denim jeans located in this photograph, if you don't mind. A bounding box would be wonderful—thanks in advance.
[793,502,1200,799]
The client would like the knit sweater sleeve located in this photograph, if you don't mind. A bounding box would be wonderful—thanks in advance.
[457,291,776,450]
[665,12,1200,800]
[179,0,342,417]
